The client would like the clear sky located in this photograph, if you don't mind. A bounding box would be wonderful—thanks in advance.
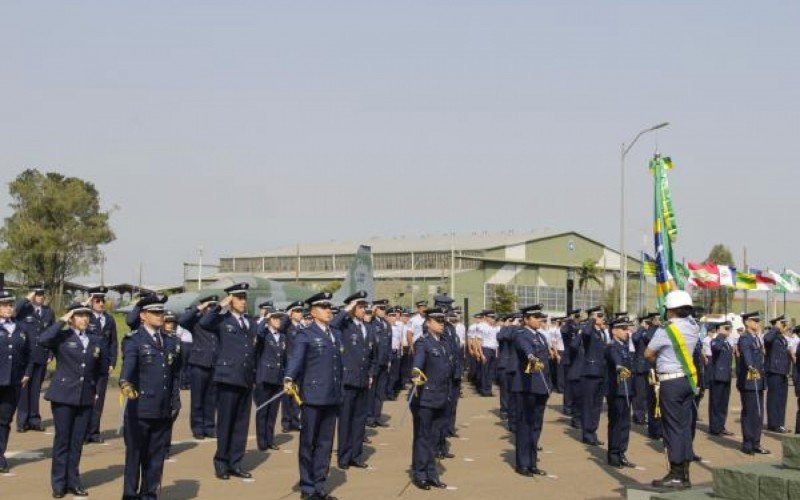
[1,1,798,284]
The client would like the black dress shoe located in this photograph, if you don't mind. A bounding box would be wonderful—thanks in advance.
[413,480,431,490]
[350,460,368,469]
[338,463,350,470]
[439,452,455,459]
[17,424,29,433]
[772,427,788,434]
[192,433,205,440]
[529,467,547,476]
[620,457,636,468]
[268,444,280,450]
[282,427,291,433]
[721,429,734,436]
[215,472,230,480]
[0,466,9,474]
[692,454,702,462]
[608,461,623,469]
[363,437,371,444]
[376,421,390,428]
[516,467,535,477]
[449,431,459,438]
[67,487,89,497]
[428,479,447,489]
[229,469,252,478]
[87,435,104,444]
[741,448,754,455]
[52,491,65,498]
[582,439,602,446]
[30,423,45,432]
[300,492,314,499]
[366,422,377,428]
[754,448,771,455]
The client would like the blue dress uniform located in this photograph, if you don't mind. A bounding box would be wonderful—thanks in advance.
[511,305,551,476]
[280,300,305,432]
[737,313,769,454]
[330,291,377,469]
[14,289,55,432]
[605,321,636,468]
[85,286,118,443]
[177,295,219,439]
[0,290,34,473]
[367,301,392,428]
[559,311,580,416]
[409,308,453,489]
[708,331,734,435]
[40,305,106,497]
[792,331,800,433]
[763,317,790,432]
[631,313,655,425]
[579,308,607,445]
[496,322,514,419]
[284,292,343,499]
[253,310,287,451]
[443,314,464,441]
[120,302,182,500]
[566,320,584,428]
[643,322,664,439]
[198,283,257,478]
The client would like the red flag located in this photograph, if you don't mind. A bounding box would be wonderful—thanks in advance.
[687,262,720,288]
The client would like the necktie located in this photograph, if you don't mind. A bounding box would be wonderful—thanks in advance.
[360,323,367,341]
[326,328,334,344]
[155,332,163,349]
[239,317,247,331]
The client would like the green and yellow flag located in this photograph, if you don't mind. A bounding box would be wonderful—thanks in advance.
[736,272,757,290]
[651,154,684,316]
[665,323,699,393]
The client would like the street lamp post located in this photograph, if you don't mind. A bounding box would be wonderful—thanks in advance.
[620,122,669,312]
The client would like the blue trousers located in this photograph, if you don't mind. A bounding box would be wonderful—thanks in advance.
[411,405,445,483]
[87,374,109,439]
[632,373,648,423]
[708,380,730,434]
[123,414,171,500]
[740,390,764,452]
[568,378,582,427]
[0,385,21,469]
[253,382,282,450]
[580,376,603,442]
[50,402,91,491]
[766,373,788,429]
[606,396,631,462]
[338,386,368,466]
[659,377,695,464]
[514,392,548,470]
[368,367,390,425]
[214,383,251,474]
[480,348,497,395]
[17,363,46,428]
[646,380,663,438]
[299,404,338,496]
[189,365,216,436]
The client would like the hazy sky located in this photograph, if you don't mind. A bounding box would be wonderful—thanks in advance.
[2,1,798,284]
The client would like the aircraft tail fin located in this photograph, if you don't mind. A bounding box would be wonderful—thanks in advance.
[333,245,375,303]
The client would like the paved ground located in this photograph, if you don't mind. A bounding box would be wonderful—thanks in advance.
[1,384,796,499]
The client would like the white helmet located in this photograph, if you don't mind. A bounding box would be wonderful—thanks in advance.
[665,290,693,310]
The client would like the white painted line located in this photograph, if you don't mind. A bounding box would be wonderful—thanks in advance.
[634,466,646,471]
[242,478,256,483]
[463,458,475,462]
[446,486,458,491]
[1,473,17,477]
[542,450,553,454]
[6,451,44,459]
[44,432,54,436]
[282,449,293,454]
[547,474,558,480]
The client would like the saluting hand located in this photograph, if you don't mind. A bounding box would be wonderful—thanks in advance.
[60,310,75,323]
[21,376,30,388]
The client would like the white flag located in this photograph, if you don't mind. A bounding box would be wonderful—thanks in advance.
[718,265,735,288]
[769,270,799,293]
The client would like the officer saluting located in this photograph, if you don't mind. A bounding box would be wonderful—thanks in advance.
[409,307,452,490]
[512,304,553,477]
[253,303,287,451]
[764,315,790,433]
[605,315,636,469]
[40,302,105,500]
[280,300,306,433]
[645,291,700,489]
[284,291,343,500]
[708,321,735,436]
[177,294,219,440]
[15,284,54,433]
[578,305,607,446]
[85,286,116,444]
[737,311,770,455]
[119,295,181,500]
[0,288,33,474]
[198,282,257,480]
[367,299,392,428]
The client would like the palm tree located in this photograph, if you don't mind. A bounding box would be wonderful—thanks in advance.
[577,258,603,291]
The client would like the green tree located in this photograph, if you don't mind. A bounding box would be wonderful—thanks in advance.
[577,258,602,291]
[0,170,115,307]
[319,280,343,294]
[706,244,736,314]
[490,285,517,314]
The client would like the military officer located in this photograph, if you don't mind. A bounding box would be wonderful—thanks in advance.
[387,307,404,401]
[496,315,518,430]
[645,291,700,489]
[409,307,453,490]
[177,294,219,440]
[0,289,33,473]
[367,299,392,428]
[331,290,376,470]
[444,307,465,439]
[791,327,799,433]
[478,311,498,397]
[198,282,257,479]
[606,315,636,469]
[764,315,790,433]
[39,302,105,498]
[708,321,734,436]
[564,310,584,428]
[119,294,182,500]
[280,300,306,432]
[578,306,608,445]
[284,291,343,500]
[254,304,287,451]
[85,286,117,444]
[737,311,770,455]
[631,313,655,425]
[428,294,459,459]
[644,313,664,440]
[14,284,54,432]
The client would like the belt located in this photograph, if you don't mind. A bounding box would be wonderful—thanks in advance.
[658,372,685,382]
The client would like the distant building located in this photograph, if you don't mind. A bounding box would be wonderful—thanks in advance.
[200,230,649,315]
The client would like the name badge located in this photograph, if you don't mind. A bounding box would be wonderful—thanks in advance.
[67,341,78,348]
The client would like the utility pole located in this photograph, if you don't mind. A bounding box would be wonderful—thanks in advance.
[197,246,203,291]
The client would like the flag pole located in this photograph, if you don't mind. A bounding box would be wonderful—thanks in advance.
[639,250,645,315]
[783,267,787,315]
[743,247,748,313]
